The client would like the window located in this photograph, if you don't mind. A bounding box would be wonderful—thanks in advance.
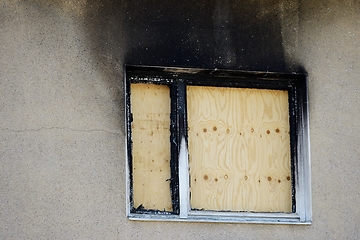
[125,65,311,224]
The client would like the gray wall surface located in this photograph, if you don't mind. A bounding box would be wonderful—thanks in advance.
[0,0,359,239]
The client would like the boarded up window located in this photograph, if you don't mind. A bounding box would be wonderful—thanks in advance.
[126,65,311,224]
[130,83,172,211]
[187,86,292,212]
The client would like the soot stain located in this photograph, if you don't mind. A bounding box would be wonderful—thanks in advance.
[83,1,128,131]
[125,0,286,70]
[85,0,291,73]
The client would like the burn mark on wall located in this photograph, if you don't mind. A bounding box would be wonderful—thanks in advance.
[124,0,286,70]
[84,0,301,73]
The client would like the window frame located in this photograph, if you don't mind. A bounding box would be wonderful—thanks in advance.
[125,65,311,224]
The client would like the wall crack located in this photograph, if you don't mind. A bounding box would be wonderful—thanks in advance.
[0,126,121,135]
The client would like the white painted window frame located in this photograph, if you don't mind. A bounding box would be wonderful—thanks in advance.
[125,65,312,224]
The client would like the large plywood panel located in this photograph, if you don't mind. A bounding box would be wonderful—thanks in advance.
[131,83,172,211]
[187,86,291,212]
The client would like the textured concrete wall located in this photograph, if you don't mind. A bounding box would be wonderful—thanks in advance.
[0,0,359,239]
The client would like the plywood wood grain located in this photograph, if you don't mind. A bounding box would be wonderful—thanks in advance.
[131,83,172,211]
[187,86,292,212]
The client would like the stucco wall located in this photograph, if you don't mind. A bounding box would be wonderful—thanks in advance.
[0,0,359,239]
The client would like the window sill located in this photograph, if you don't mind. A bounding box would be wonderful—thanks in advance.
[128,212,312,224]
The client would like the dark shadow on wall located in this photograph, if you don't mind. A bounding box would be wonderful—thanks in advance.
[84,0,295,73]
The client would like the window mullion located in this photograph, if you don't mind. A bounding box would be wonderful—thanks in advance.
[177,79,189,218]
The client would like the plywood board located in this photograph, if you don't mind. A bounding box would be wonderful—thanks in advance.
[131,83,172,211]
[187,86,292,212]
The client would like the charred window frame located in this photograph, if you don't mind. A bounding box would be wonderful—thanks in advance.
[125,65,311,224]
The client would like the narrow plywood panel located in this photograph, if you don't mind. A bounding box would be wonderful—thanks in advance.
[187,86,291,212]
[131,83,172,211]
